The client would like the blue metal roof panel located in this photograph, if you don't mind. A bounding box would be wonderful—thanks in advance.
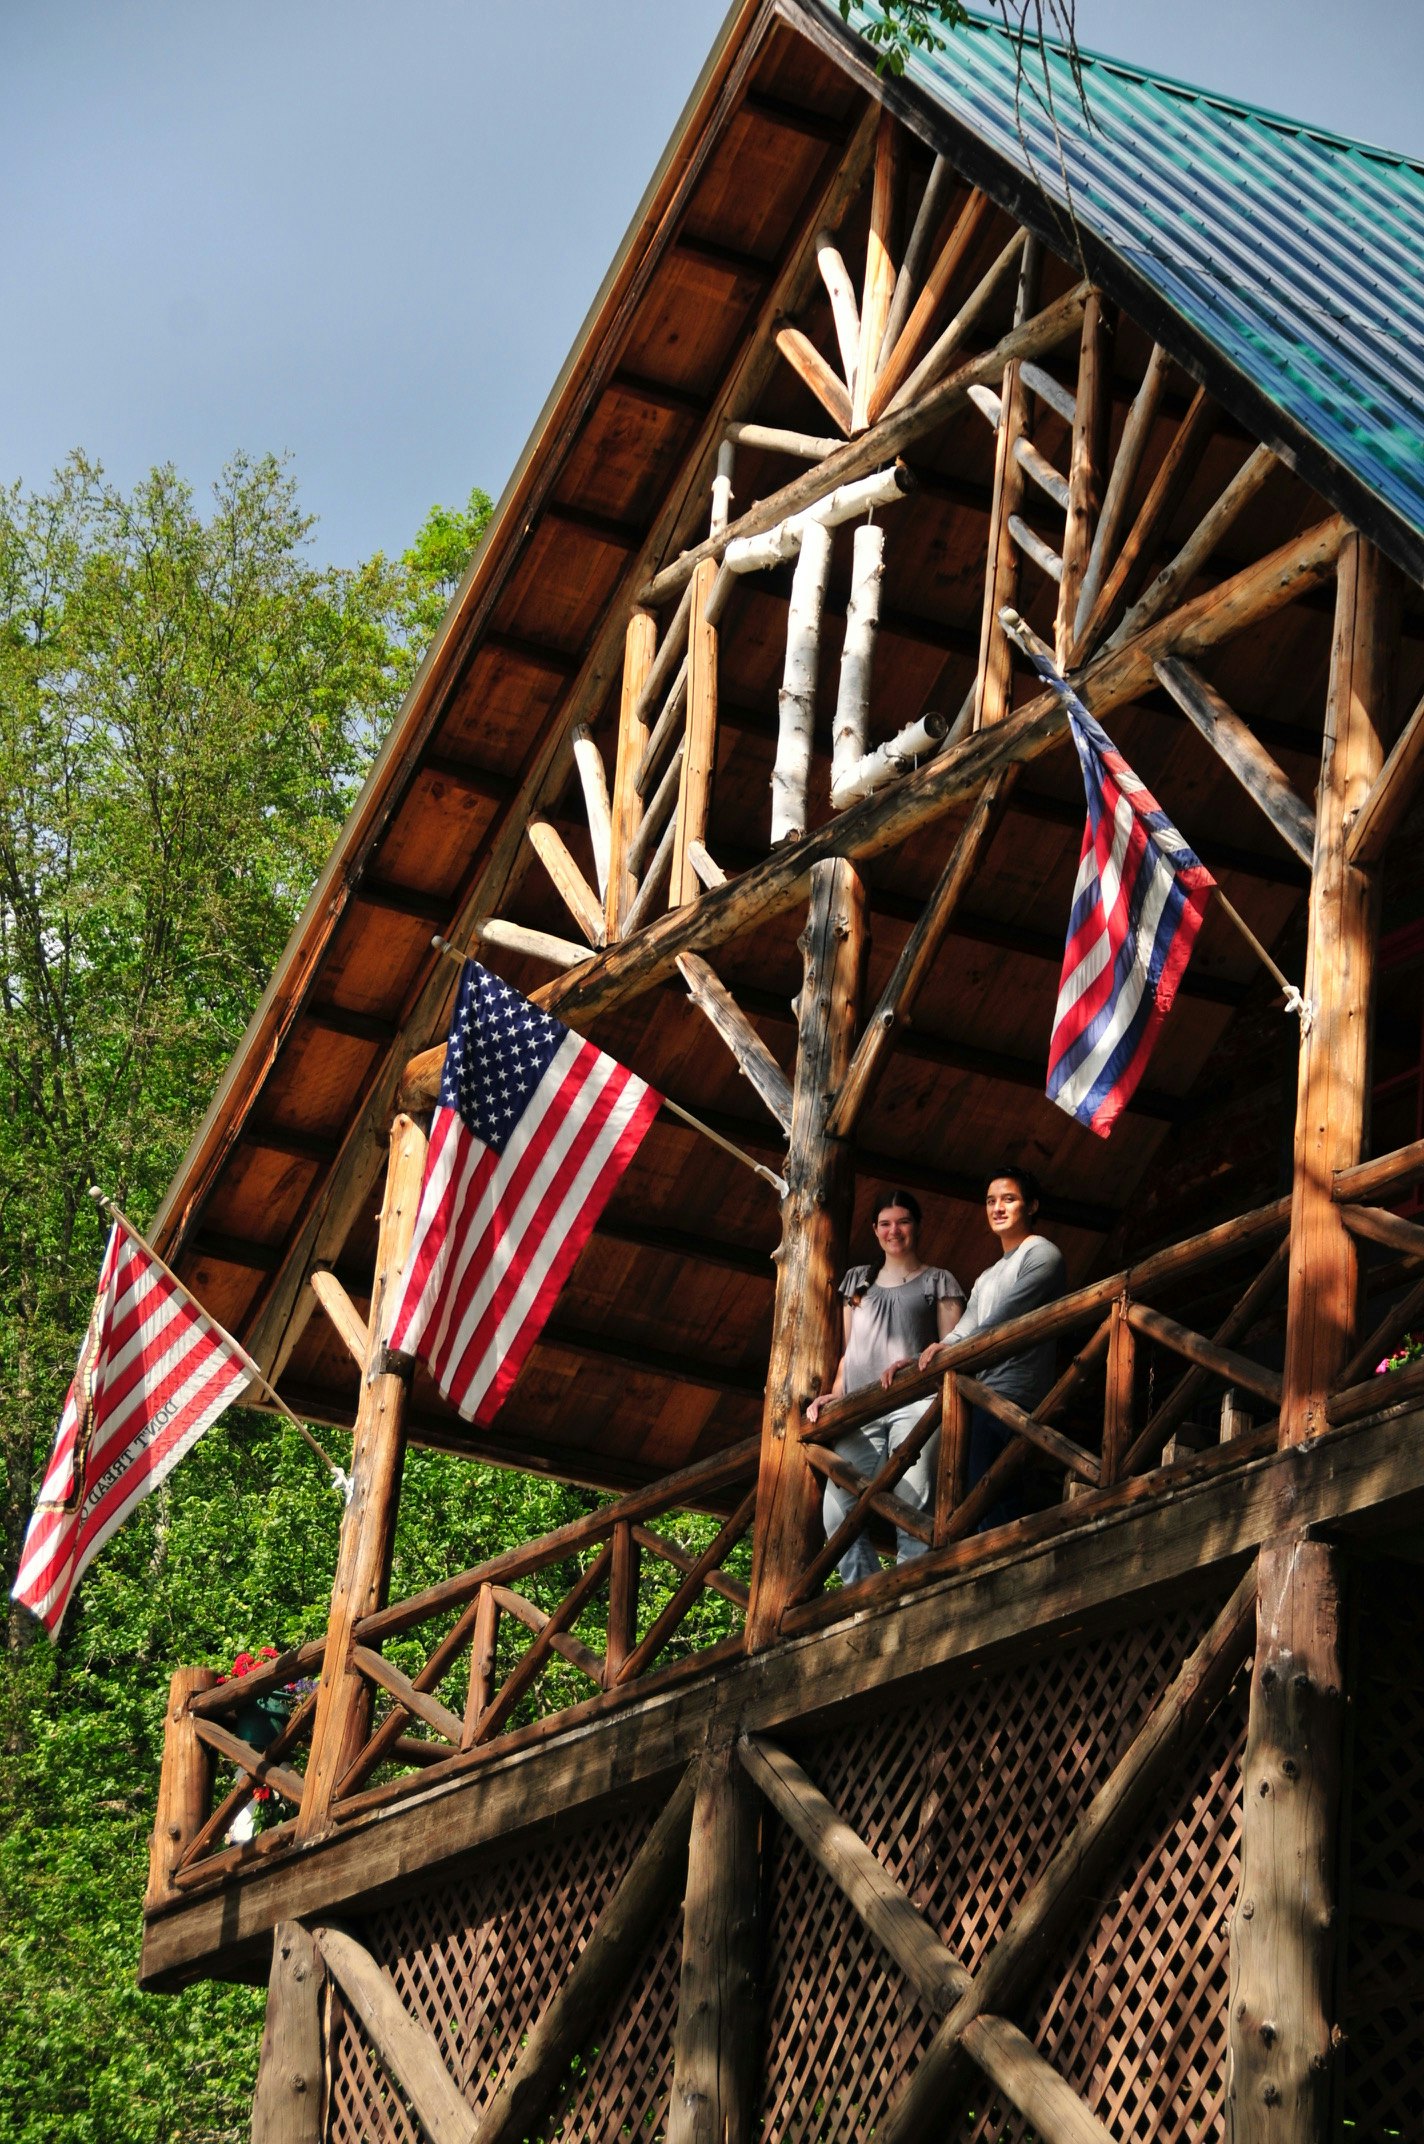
[828,4,1424,551]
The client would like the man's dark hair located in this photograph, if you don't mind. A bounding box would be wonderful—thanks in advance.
[984,1164,1042,1209]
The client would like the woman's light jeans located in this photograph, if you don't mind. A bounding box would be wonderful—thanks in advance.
[822,1400,934,1586]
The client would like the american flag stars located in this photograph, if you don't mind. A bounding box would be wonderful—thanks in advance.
[440,964,566,1155]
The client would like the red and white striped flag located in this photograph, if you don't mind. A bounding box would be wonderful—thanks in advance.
[12,1222,252,1636]
[389,960,661,1424]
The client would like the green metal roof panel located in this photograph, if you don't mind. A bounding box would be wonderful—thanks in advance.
[820,4,1424,561]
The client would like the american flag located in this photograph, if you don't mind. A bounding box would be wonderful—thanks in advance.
[1045,690,1216,1137]
[388,961,661,1424]
[13,1222,252,1636]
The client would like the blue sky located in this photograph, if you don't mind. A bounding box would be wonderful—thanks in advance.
[5,1,1421,568]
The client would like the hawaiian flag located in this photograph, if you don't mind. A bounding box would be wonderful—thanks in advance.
[389,961,661,1424]
[13,1223,252,1635]
[1046,691,1216,1137]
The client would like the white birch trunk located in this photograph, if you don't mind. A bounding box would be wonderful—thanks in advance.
[832,522,884,796]
[830,708,949,809]
[772,519,833,844]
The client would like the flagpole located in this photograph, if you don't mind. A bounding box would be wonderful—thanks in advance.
[997,607,1312,1030]
[87,1189,351,1497]
[430,936,790,1199]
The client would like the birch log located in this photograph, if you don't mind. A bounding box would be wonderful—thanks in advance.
[831,522,885,797]
[772,518,833,844]
[725,462,912,578]
[830,710,949,810]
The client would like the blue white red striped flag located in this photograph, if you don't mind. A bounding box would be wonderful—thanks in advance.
[1002,616,1215,1138]
[12,1222,252,1635]
[388,961,661,1424]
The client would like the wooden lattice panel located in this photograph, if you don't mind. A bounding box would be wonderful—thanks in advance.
[323,1803,661,2142]
[1337,1560,1424,2139]
[758,1603,1233,2143]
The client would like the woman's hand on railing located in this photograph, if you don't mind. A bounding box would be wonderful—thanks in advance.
[917,1341,944,1373]
[805,1391,832,1424]
[880,1357,915,1389]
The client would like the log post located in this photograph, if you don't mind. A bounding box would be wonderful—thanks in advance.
[1226,1537,1345,2141]
[667,1746,762,2144]
[146,1664,219,1907]
[607,611,656,937]
[746,858,866,1650]
[771,519,833,845]
[1101,1293,1135,1486]
[250,1923,324,2144]
[831,521,885,797]
[1280,536,1395,1443]
[1055,290,1109,663]
[670,558,720,909]
[974,358,1028,730]
[296,1111,428,1837]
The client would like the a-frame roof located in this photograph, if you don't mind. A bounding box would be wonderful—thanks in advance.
[807,1,1424,580]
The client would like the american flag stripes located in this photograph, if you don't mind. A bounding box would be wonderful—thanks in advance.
[388,961,661,1425]
[1046,690,1216,1137]
[12,1222,253,1636]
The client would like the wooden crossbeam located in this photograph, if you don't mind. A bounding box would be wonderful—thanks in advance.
[877,153,955,366]
[867,188,994,424]
[1346,678,1424,867]
[1101,440,1277,656]
[883,230,1027,418]
[975,359,1029,729]
[615,1489,757,1685]
[815,228,861,387]
[335,1594,487,1800]
[570,725,612,900]
[351,1645,463,1746]
[775,321,853,432]
[309,1269,369,1369]
[315,1926,476,2144]
[1055,292,1110,661]
[490,1583,606,1684]
[1153,656,1317,865]
[1123,1235,1290,1472]
[178,1688,319,1876]
[740,1737,1117,2144]
[1072,384,1215,660]
[1338,1266,1424,1389]
[852,110,898,431]
[953,1373,1102,1484]
[469,1766,698,2144]
[1071,341,1172,647]
[875,1569,1257,2142]
[632,1521,750,1610]
[801,1442,934,1545]
[191,1718,307,1807]
[1339,1199,1424,1262]
[1124,1299,1283,1408]
[677,952,793,1131]
[472,1545,612,1744]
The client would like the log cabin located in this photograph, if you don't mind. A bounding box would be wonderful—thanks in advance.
[138,5,1424,2137]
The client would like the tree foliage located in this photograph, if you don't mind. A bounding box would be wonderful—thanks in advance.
[842,0,1081,82]
[0,458,560,2142]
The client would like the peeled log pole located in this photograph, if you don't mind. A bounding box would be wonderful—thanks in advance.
[772,518,833,844]
[1280,535,1394,1442]
[607,612,655,936]
[831,521,885,795]
[746,859,865,1649]
[1227,1538,1344,2141]
[829,708,948,809]
[666,1748,762,2144]
[146,1665,219,1907]
[315,1926,475,2144]
[878,1569,1258,2144]
[471,1766,699,2144]
[670,555,720,908]
[250,1924,323,2144]
[296,1112,427,1839]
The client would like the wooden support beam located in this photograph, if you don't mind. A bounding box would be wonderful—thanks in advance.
[775,321,853,433]
[473,1546,612,1744]
[315,1924,475,2144]
[669,557,720,909]
[470,1766,698,2144]
[876,1569,1257,2143]
[309,1268,370,1371]
[677,952,793,1131]
[1154,656,1317,866]
[604,1521,639,1688]
[876,152,955,367]
[852,109,898,431]
[1101,1294,1135,1486]
[146,1666,219,1908]
[1124,1298,1283,1409]
[1281,535,1396,1443]
[1101,440,1277,655]
[615,1491,756,1685]
[815,228,861,390]
[667,1748,762,2144]
[528,819,604,946]
[295,1112,427,1840]
[1055,291,1110,662]
[801,1440,934,1545]
[1123,1236,1290,1473]
[746,859,865,1649]
[351,1645,463,1746]
[1226,1537,1345,2139]
[489,1584,606,1684]
[867,188,993,425]
[827,772,1008,1140]
[1071,341,1172,647]
[641,278,1089,609]
[1007,512,1064,582]
[771,519,833,843]
[794,1395,940,1599]
[336,1594,487,1799]
[570,724,612,900]
[1072,384,1215,660]
[975,360,1028,729]
[1339,1199,1424,1261]
[251,1924,323,2144]
[1346,678,1424,867]
[952,1373,1101,1484]
[740,1736,1118,2144]
[633,1523,750,1610]
[192,1717,308,1807]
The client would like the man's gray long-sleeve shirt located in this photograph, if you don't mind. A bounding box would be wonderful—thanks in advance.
[953,1235,1067,1408]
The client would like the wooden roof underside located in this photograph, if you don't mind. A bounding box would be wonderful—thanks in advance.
[152,1,1424,1496]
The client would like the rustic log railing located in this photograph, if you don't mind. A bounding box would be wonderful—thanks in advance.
[149,1137,1424,1894]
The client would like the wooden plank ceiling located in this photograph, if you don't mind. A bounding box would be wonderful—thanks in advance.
[152,1,1424,1495]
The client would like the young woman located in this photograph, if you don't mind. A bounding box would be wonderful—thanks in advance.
[919,1165,1067,1523]
[806,1190,963,1584]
